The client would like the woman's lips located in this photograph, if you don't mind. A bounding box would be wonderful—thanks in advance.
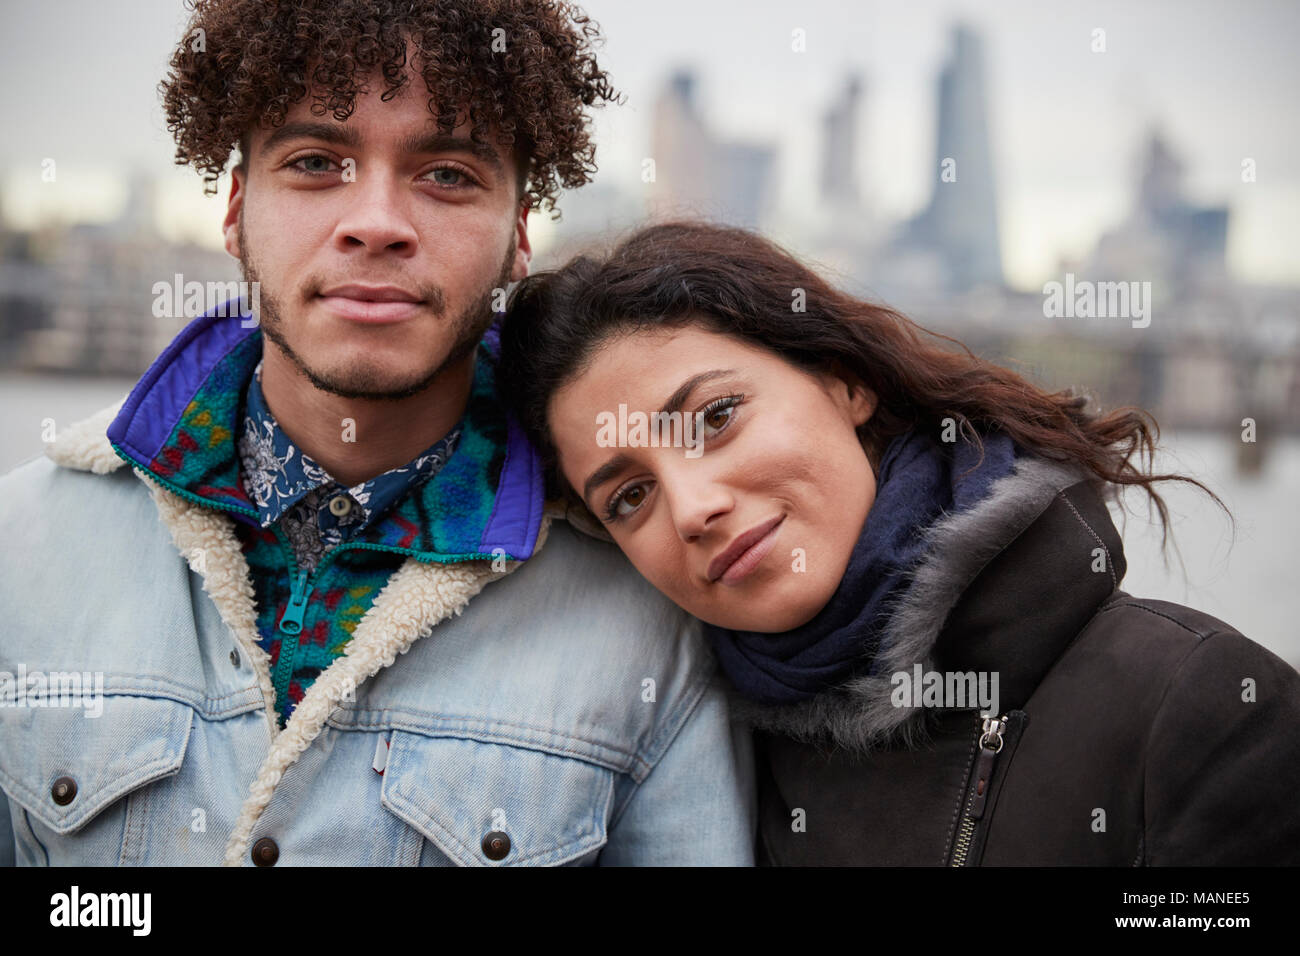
[711,515,785,586]
[317,295,423,323]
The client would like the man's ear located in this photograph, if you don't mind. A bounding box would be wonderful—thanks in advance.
[222,167,245,260]
[509,204,532,282]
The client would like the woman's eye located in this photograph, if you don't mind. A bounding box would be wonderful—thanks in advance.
[696,396,742,440]
[701,405,733,433]
[615,484,647,515]
[606,481,651,521]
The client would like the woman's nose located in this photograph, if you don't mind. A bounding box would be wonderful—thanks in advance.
[664,469,735,543]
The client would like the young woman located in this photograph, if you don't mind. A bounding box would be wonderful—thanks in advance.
[498,220,1300,866]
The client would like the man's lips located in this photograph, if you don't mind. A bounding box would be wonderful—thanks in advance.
[707,515,785,584]
[316,284,424,323]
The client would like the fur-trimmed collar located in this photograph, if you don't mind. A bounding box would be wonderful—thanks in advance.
[44,397,129,474]
[726,455,1093,753]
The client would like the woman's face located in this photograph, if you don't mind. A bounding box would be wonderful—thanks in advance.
[549,324,878,633]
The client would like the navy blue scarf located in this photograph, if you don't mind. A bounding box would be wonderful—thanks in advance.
[703,429,1018,705]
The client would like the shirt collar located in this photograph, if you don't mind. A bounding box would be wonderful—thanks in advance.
[107,301,544,562]
[237,359,461,531]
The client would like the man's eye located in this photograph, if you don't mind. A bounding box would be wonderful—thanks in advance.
[292,154,338,175]
[424,166,470,188]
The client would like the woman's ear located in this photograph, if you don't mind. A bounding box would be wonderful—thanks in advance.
[826,363,877,427]
[847,380,877,427]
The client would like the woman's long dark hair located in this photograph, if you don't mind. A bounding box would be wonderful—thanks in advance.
[499,220,1224,543]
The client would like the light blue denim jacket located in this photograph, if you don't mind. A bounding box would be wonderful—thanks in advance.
[0,310,755,867]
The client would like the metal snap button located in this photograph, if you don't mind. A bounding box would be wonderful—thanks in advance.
[481,830,511,861]
[230,648,241,668]
[251,837,279,866]
[51,776,78,806]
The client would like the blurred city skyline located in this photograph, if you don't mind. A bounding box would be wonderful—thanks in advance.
[1,0,1298,290]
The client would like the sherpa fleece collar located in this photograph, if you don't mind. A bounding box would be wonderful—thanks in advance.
[103,303,545,562]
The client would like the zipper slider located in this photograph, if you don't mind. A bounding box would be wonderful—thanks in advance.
[968,713,1007,820]
[279,570,310,635]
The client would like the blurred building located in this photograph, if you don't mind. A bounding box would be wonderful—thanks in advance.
[820,75,864,211]
[801,74,886,284]
[648,69,776,229]
[0,189,53,365]
[0,171,238,375]
[894,23,1003,294]
[1088,128,1230,290]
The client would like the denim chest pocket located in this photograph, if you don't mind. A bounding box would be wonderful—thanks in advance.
[0,695,192,861]
[379,732,615,866]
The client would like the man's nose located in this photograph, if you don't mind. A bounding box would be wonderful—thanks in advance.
[332,168,419,255]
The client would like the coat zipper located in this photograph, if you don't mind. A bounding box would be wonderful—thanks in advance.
[279,569,310,635]
[949,712,1007,867]
[268,527,347,711]
[264,534,498,709]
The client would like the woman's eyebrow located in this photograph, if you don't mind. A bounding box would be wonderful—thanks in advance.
[582,452,633,509]
[660,368,735,416]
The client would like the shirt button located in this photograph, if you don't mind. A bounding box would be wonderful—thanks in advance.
[481,830,511,861]
[251,837,280,866]
[328,495,353,517]
[51,776,78,806]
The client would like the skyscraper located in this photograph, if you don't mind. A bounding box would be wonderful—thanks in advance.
[1088,128,1229,289]
[820,75,864,209]
[649,69,776,229]
[906,24,1004,292]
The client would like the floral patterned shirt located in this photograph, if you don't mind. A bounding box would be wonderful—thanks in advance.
[236,360,461,577]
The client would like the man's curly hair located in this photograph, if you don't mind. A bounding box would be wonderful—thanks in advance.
[159,0,619,216]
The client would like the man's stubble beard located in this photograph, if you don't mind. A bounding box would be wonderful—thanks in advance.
[236,215,515,401]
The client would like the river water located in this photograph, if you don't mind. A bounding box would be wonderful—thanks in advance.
[2,372,1296,669]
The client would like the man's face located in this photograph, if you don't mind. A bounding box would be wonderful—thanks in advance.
[223,66,531,399]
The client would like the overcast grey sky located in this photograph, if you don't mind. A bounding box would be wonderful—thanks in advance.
[2,0,1296,287]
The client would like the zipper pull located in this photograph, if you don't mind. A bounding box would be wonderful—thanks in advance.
[279,570,310,635]
[968,713,1007,820]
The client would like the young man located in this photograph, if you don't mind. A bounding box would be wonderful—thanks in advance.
[0,0,754,866]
